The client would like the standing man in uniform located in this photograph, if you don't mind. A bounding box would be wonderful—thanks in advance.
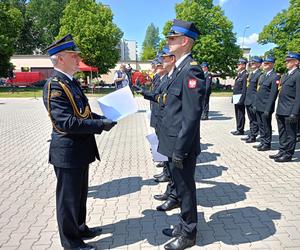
[157,19,205,250]
[231,58,248,135]
[270,52,300,162]
[43,34,117,250]
[242,56,263,143]
[200,62,212,120]
[254,57,279,151]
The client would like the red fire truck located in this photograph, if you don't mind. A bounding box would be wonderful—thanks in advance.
[6,72,45,87]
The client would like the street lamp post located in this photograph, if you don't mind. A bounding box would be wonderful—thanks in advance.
[241,25,250,49]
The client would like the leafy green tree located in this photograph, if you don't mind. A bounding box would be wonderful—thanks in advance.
[58,0,123,74]
[163,0,241,77]
[258,0,300,73]
[0,2,22,76]
[141,23,160,60]
[26,0,70,51]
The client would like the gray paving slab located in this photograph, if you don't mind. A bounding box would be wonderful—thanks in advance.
[0,96,299,249]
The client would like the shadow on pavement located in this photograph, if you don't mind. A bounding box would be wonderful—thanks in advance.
[195,164,228,180]
[91,207,280,248]
[207,110,232,121]
[88,177,157,199]
[197,207,281,246]
[197,152,221,164]
[197,180,250,207]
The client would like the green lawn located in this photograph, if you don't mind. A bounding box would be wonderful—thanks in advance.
[0,87,232,98]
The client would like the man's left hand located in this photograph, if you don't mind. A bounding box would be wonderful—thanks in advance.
[172,153,183,169]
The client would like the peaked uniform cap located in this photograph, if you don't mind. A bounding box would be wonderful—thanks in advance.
[200,62,209,67]
[250,56,262,63]
[285,52,300,61]
[44,34,80,56]
[237,58,248,64]
[263,57,275,63]
[160,46,175,57]
[166,19,200,40]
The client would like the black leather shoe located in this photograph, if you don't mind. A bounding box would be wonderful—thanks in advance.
[156,199,180,212]
[80,226,102,239]
[245,137,256,143]
[156,162,165,168]
[164,236,196,250]
[257,145,271,151]
[253,144,263,149]
[153,172,164,179]
[241,136,250,141]
[269,152,284,159]
[154,193,169,201]
[274,155,292,162]
[231,130,244,135]
[162,226,182,237]
[201,116,208,120]
[65,243,96,250]
[154,174,170,183]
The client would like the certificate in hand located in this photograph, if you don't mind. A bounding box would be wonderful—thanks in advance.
[97,86,138,121]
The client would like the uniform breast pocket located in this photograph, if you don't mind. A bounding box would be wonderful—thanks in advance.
[168,87,181,97]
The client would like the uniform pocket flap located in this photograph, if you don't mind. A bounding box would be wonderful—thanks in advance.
[168,87,181,96]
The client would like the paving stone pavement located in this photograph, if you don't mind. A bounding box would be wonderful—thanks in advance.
[0,96,300,250]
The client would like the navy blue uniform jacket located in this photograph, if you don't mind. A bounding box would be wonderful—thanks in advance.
[245,69,262,106]
[43,70,105,168]
[256,70,279,113]
[233,70,248,105]
[276,68,300,116]
[157,55,205,158]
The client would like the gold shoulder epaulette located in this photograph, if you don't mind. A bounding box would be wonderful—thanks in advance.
[190,61,198,66]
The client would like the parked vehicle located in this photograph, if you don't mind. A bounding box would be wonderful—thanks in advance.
[6,72,45,87]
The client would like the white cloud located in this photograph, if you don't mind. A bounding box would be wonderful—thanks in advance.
[219,0,229,6]
[237,33,259,47]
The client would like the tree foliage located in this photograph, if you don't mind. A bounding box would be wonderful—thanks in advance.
[163,0,241,77]
[141,23,160,60]
[58,0,123,74]
[258,0,300,73]
[0,1,22,76]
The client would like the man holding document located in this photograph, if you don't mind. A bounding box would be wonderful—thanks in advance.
[157,19,205,250]
[231,58,248,136]
[42,34,116,250]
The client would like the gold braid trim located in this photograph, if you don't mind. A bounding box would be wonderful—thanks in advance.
[47,81,67,135]
[58,81,92,119]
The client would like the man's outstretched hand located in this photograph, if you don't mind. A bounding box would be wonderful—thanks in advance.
[102,119,117,131]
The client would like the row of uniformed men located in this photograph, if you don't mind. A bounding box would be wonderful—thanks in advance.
[232,52,300,162]
[134,19,207,250]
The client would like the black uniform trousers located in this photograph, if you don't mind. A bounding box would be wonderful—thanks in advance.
[256,111,272,146]
[54,166,89,248]
[276,115,298,156]
[164,160,178,201]
[168,152,197,239]
[202,93,210,117]
[234,104,245,132]
[246,105,259,138]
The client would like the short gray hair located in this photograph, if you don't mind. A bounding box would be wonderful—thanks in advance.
[50,54,59,65]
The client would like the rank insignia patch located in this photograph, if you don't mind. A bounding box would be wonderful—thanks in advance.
[50,90,62,99]
[188,79,197,88]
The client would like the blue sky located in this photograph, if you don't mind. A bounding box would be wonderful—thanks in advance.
[99,0,289,56]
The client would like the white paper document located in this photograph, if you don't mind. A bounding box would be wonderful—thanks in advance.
[97,86,138,121]
[232,94,242,104]
[146,133,168,162]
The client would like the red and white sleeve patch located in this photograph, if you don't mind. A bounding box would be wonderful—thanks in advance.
[188,79,197,88]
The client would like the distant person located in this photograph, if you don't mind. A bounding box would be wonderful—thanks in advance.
[241,56,263,143]
[231,58,248,135]
[113,64,129,89]
[200,62,212,120]
[254,56,279,151]
[270,52,300,162]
